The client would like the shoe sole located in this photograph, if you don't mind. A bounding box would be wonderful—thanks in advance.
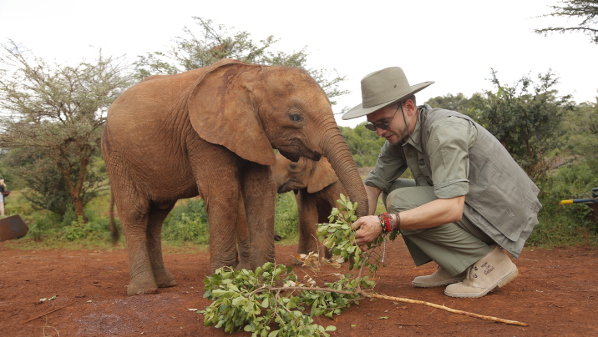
[412,278,465,288]
[444,265,519,298]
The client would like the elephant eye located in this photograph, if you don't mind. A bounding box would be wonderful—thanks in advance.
[290,164,297,169]
[289,114,303,122]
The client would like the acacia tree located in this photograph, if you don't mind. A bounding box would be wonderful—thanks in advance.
[469,69,575,182]
[562,99,598,166]
[0,40,132,221]
[535,0,598,44]
[134,17,348,104]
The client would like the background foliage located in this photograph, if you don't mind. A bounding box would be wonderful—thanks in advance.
[0,16,597,249]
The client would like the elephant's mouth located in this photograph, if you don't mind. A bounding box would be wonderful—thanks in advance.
[278,148,321,163]
[277,185,291,194]
[277,180,301,194]
[276,137,322,163]
[278,150,300,163]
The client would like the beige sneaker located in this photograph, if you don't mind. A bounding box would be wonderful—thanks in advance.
[444,245,518,298]
[412,266,466,288]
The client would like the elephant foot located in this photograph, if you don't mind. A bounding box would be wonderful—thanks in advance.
[127,280,159,296]
[154,269,177,288]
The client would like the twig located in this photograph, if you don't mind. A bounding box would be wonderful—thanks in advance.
[263,286,527,327]
[363,292,528,327]
[23,300,77,324]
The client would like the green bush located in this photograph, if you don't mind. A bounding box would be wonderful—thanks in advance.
[274,192,299,241]
[26,212,62,241]
[60,216,111,241]
[528,162,598,247]
[162,199,210,243]
[160,195,299,244]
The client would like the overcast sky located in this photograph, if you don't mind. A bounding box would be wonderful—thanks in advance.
[1,0,596,127]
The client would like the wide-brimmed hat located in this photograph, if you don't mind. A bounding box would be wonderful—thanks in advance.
[342,67,434,120]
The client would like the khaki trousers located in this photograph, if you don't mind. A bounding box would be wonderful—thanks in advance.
[383,179,494,276]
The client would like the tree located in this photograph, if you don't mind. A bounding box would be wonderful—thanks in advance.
[535,0,598,44]
[134,17,348,104]
[339,124,386,167]
[469,69,575,181]
[0,40,132,221]
[425,93,475,113]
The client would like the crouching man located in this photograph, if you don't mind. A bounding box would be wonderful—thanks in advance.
[344,66,541,298]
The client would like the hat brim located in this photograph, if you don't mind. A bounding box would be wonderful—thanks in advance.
[342,81,434,120]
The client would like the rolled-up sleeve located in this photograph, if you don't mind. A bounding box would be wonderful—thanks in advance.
[364,141,408,193]
[426,116,477,199]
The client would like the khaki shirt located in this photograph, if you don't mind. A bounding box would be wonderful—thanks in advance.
[365,111,477,200]
[364,105,541,257]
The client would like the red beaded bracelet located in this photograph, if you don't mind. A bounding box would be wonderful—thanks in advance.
[378,213,392,233]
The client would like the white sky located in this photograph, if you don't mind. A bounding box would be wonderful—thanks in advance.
[1,0,596,127]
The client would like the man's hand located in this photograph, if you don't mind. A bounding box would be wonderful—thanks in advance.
[351,215,383,249]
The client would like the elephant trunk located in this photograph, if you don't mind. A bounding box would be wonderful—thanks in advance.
[320,125,368,218]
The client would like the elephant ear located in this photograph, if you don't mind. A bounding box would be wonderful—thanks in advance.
[307,157,339,193]
[188,59,276,166]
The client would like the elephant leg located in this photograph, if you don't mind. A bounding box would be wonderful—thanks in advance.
[241,162,276,269]
[147,203,177,288]
[235,200,251,270]
[205,193,242,272]
[295,191,321,264]
[117,198,160,295]
[189,146,241,273]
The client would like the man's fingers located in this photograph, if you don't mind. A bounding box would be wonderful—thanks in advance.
[350,218,364,231]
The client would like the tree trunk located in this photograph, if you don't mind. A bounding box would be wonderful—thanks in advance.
[56,149,91,223]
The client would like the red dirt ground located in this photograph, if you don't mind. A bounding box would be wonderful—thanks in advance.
[1,239,596,337]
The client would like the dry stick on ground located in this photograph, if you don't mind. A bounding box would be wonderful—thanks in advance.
[364,292,528,327]
[263,287,527,327]
[22,300,77,324]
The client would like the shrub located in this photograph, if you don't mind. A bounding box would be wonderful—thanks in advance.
[529,163,598,247]
[162,199,209,243]
[274,192,298,241]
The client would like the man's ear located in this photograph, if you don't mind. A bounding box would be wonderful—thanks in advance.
[404,98,417,116]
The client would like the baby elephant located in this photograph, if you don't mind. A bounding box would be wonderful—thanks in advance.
[272,152,347,262]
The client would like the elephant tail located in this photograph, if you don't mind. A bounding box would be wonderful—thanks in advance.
[109,189,120,245]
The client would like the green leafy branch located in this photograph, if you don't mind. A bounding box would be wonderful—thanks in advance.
[199,195,374,336]
[198,195,528,336]
[318,193,392,276]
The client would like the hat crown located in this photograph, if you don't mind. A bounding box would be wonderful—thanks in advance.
[362,67,411,109]
[342,66,433,120]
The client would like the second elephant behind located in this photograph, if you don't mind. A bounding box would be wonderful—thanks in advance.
[272,152,348,262]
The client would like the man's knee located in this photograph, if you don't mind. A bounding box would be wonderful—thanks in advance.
[386,185,436,212]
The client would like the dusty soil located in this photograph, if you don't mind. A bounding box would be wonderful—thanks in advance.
[1,239,596,337]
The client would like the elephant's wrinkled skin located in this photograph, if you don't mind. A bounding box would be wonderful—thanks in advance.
[272,153,347,263]
[101,59,368,295]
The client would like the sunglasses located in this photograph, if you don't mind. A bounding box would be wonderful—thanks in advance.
[364,104,402,131]
[364,119,392,131]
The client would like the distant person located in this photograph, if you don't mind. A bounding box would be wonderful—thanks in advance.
[343,66,541,298]
[0,177,7,217]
